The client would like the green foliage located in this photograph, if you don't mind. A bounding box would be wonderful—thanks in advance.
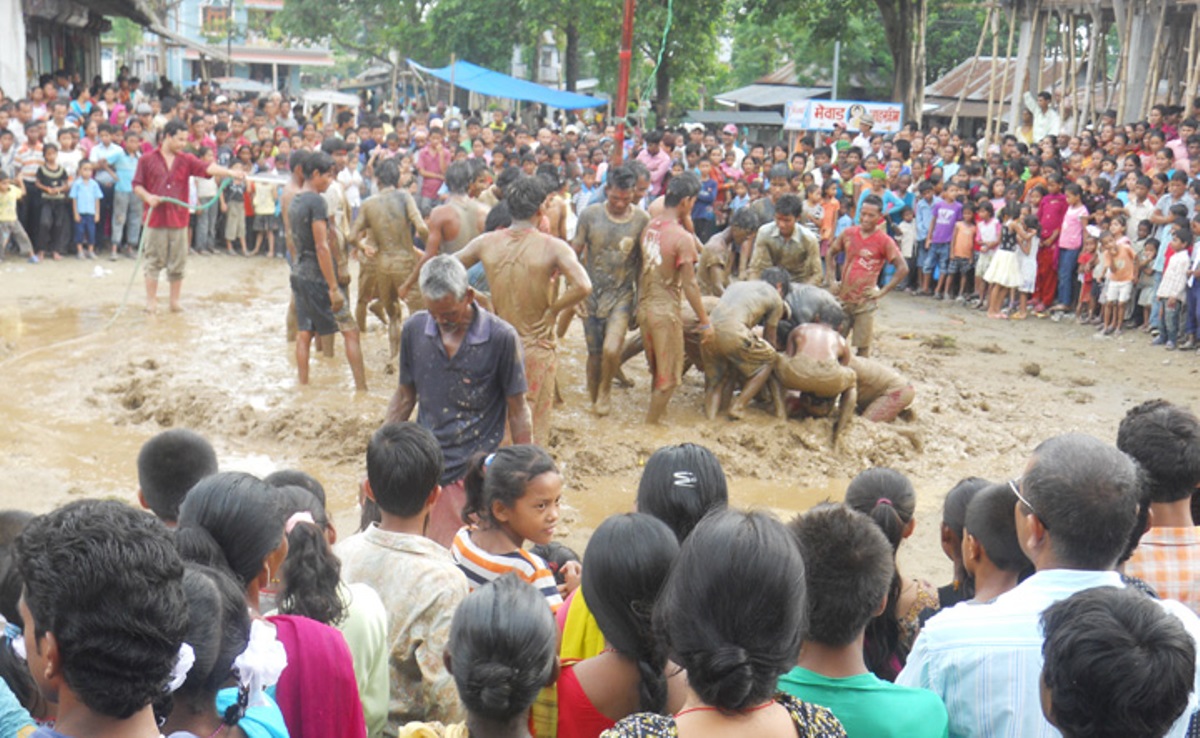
[277,0,431,67]
[106,17,144,66]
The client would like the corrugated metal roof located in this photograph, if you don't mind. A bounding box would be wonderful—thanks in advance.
[713,84,829,108]
[925,56,1087,103]
[685,110,785,127]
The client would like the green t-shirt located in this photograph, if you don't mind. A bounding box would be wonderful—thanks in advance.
[778,666,949,738]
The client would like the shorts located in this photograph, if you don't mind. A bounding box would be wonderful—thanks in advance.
[143,227,189,281]
[637,303,684,391]
[775,354,856,397]
[843,299,877,350]
[946,256,974,275]
[583,303,632,356]
[225,205,246,240]
[706,324,778,378]
[253,214,279,232]
[290,274,356,336]
[73,214,96,245]
[975,250,994,279]
[923,242,950,272]
[523,340,557,445]
[1105,280,1133,303]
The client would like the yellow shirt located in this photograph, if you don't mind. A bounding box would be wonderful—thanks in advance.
[0,188,22,222]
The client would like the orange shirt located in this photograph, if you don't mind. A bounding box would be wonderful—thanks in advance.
[951,222,976,259]
[819,197,839,241]
[1105,241,1137,282]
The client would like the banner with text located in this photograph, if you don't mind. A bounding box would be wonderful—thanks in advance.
[783,100,905,133]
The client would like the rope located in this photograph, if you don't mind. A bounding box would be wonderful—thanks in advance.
[636,0,675,120]
[0,177,235,368]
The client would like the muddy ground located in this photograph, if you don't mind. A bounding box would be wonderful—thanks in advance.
[1,253,1193,583]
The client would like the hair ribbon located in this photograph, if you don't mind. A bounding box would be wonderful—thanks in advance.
[285,511,316,535]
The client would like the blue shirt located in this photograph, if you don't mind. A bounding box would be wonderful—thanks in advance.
[915,197,935,241]
[834,214,853,238]
[113,150,139,193]
[896,569,1200,738]
[399,306,527,485]
[692,177,717,222]
[69,177,103,215]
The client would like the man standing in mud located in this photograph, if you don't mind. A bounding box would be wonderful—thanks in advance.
[457,176,592,444]
[638,172,714,424]
[400,161,487,304]
[386,255,531,547]
[572,165,649,416]
[353,158,429,360]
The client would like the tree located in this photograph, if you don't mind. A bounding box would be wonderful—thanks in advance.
[277,0,432,70]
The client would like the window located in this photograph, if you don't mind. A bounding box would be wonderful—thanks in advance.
[201,5,229,36]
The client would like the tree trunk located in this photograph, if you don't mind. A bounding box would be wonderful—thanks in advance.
[565,20,579,91]
[655,51,671,127]
[876,0,927,126]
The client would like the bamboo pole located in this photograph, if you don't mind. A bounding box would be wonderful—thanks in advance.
[951,3,995,131]
[1065,13,1077,134]
[986,8,1001,143]
[1100,19,1111,114]
[1186,9,1200,110]
[995,3,1018,141]
[1144,0,1168,120]
[1115,0,1135,123]
[1081,11,1099,131]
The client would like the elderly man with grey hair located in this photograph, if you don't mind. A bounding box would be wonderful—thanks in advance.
[386,254,531,547]
[897,433,1200,738]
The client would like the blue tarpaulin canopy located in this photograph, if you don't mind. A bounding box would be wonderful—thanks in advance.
[408,59,601,110]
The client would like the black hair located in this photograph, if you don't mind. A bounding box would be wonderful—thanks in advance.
[17,500,186,719]
[654,510,804,711]
[1023,434,1140,570]
[607,164,636,192]
[175,471,284,589]
[789,504,894,647]
[774,194,803,218]
[1117,400,1200,504]
[288,149,310,172]
[462,445,557,526]
[485,201,513,232]
[528,542,580,585]
[366,422,444,518]
[319,137,350,155]
[583,514,679,714]
[964,484,1033,574]
[643,130,663,145]
[302,151,333,178]
[767,163,791,182]
[942,477,988,539]
[136,429,218,525]
[506,175,545,221]
[375,158,401,189]
[448,575,557,721]
[163,119,188,138]
[844,467,916,680]
[276,486,346,626]
[859,194,884,213]
[635,443,729,542]
[0,510,43,717]
[1041,587,1194,738]
[495,165,522,194]
[445,161,472,195]
[730,207,759,233]
[664,171,700,207]
[264,469,327,508]
[760,266,790,295]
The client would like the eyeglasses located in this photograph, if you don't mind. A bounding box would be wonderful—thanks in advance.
[1010,478,1048,530]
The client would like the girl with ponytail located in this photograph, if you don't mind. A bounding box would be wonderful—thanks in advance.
[844,467,939,681]
[556,514,680,738]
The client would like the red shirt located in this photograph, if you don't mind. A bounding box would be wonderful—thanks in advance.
[841,225,900,303]
[132,148,210,229]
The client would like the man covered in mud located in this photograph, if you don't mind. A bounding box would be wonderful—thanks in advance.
[746,193,822,283]
[572,164,650,416]
[637,172,714,424]
[778,321,858,444]
[386,255,531,547]
[288,152,367,391]
[456,175,592,444]
[702,274,788,421]
[400,161,487,304]
[849,355,915,422]
[698,207,758,297]
[281,150,308,342]
[353,158,429,360]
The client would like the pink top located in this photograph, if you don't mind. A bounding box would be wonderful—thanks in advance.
[556,664,617,738]
[1058,204,1089,250]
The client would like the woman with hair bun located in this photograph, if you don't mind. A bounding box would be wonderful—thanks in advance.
[601,510,846,738]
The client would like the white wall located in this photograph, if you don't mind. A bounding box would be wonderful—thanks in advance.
[0,0,28,100]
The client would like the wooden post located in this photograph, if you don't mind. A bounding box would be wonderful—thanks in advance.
[1186,9,1200,111]
[1081,10,1099,131]
[1064,13,1076,134]
[996,4,1018,139]
[952,3,994,132]
[986,8,1001,143]
[1115,0,1136,123]
[1144,0,1168,119]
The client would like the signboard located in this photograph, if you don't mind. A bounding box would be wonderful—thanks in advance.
[783,100,905,133]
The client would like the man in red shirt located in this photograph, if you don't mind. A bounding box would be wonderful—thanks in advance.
[826,194,907,357]
[133,119,242,314]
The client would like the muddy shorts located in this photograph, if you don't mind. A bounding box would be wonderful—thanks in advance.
[775,355,856,397]
[523,340,557,445]
[291,275,355,336]
[583,302,632,356]
[842,299,877,350]
[637,305,684,391]
[224,206,246,241]
[861,384,915,422]
[707,324,778,378]
[143,226,188,282]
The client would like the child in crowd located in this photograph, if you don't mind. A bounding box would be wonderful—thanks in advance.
[692,158,718,244]
[984,203,1024,319]
[35,143,69,261]
[1100,228,1137,336]
[451,445,566,610]
[895,206,917,291]
[1012,213,1040,320]
[780,504,950,738]
[192,147,218,255]
[943,202,976,301]
[961,483,1032,603]
[250,154,279,257]
[222,161,247,255]
[1040,587,1195,738]
[818,180,840,257]
[1137,239,1160,331]
[844,468,939,681]
[729,178,750,212]
[573,167,598,216]
[335,422,469,727]
[835,197,854,238]
[972,200,1000,306]
[802,184,825,230]
[110,130,142,260]
[68,160,101,259]
[17,500,187,738]
[935,477,989,611]
[0,174,34,262]
[1074,231,1099,323]
[136,427,218,526]
[1153,227,1191,349]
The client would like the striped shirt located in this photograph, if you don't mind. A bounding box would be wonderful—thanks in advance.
[896,569,1200,738]
[450,527,562,610]
[1125,527,1200,615]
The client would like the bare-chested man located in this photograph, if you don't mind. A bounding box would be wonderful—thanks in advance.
[320,138,355,357]
[536,167,569,239]
[353,158,429,359]
[281,150,309,343]
[572,165,649,415]
[698,207,759,297]
[779,322,858,443]
[457,175,592,443]
[401,161,487,304]
[637,172,713,424]
[849,356,915,422]
[702,276,787,421]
